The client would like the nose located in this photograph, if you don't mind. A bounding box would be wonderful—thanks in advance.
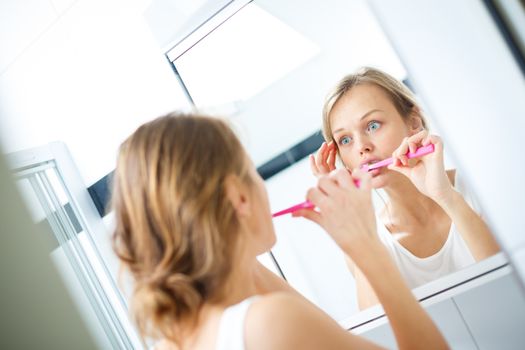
[355,135,373,156]
[360,145,372,155]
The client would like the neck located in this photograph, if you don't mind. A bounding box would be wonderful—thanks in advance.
[218,255,259,306]
[382,174,439,231]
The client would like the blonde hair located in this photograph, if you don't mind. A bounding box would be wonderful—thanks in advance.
[111,112,251,344]
[322,67,428,142]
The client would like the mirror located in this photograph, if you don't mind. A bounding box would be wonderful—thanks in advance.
[163,0,504,324]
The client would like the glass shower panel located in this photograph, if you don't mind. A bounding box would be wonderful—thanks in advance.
[14,161,134,350]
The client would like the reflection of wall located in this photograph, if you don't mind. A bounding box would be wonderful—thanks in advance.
[367,0,525,289]
[266,157,359,321]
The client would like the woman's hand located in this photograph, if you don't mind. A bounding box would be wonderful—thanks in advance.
[389,130,455,205]
[309,141,337,177]
[292,168,379,257]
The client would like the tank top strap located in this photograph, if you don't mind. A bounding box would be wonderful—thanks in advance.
[215,296,259,350]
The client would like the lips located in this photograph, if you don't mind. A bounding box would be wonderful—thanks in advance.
[360,158,380,169]
[360,158,385,178]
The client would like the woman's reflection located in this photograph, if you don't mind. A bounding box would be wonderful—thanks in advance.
[294,67,500,310]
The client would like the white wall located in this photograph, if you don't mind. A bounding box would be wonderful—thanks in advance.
[0,0,191,187]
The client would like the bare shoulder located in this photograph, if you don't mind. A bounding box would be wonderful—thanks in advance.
[244,292,384,350]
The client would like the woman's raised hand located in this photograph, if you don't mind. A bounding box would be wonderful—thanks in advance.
[293,168,379,257]
[309,141,337,177]
[389,130,455,204]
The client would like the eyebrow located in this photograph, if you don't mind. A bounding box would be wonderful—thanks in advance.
[332,109,383,135]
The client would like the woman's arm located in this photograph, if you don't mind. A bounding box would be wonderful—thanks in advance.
[389,131,500,261]
[438,190,500,260]
[345,255,379,310]
[291,169,448,349]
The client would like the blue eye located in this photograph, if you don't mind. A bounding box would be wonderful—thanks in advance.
[367,121,381,132]
[339,136,352,145]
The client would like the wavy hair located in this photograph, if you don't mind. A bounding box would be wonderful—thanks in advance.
[111,112,251,343]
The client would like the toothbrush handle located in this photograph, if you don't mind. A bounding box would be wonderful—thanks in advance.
[407,144,435,159]
[272,200,314,218]
[366,144,435,171]
[272,178,360,217]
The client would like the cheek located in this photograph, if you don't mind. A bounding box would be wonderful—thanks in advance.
[338,149,358,169]
[254,212,276,252]
[383,128,410,150]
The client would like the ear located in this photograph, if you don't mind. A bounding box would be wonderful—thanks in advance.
[407,107,424,135]
[224,174,251,217]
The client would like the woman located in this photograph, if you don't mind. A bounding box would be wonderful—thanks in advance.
[111,113,448,349]
[305,67,500,310]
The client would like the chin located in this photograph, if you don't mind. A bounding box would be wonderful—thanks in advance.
[370,174,388,189]
[370,168,401,189]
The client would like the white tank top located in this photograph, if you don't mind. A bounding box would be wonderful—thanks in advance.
[376,172,478,289]
[215,296,258,350]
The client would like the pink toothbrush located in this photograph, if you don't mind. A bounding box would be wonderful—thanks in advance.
[271,200,316,217]
[271,144,435,218]
[362,144,435,171]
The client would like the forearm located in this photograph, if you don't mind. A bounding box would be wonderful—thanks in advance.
[439,190,500,260]
[345,255,379,310]
[351,241,448,350]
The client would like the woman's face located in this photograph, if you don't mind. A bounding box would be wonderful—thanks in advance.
[330,83,420,188]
